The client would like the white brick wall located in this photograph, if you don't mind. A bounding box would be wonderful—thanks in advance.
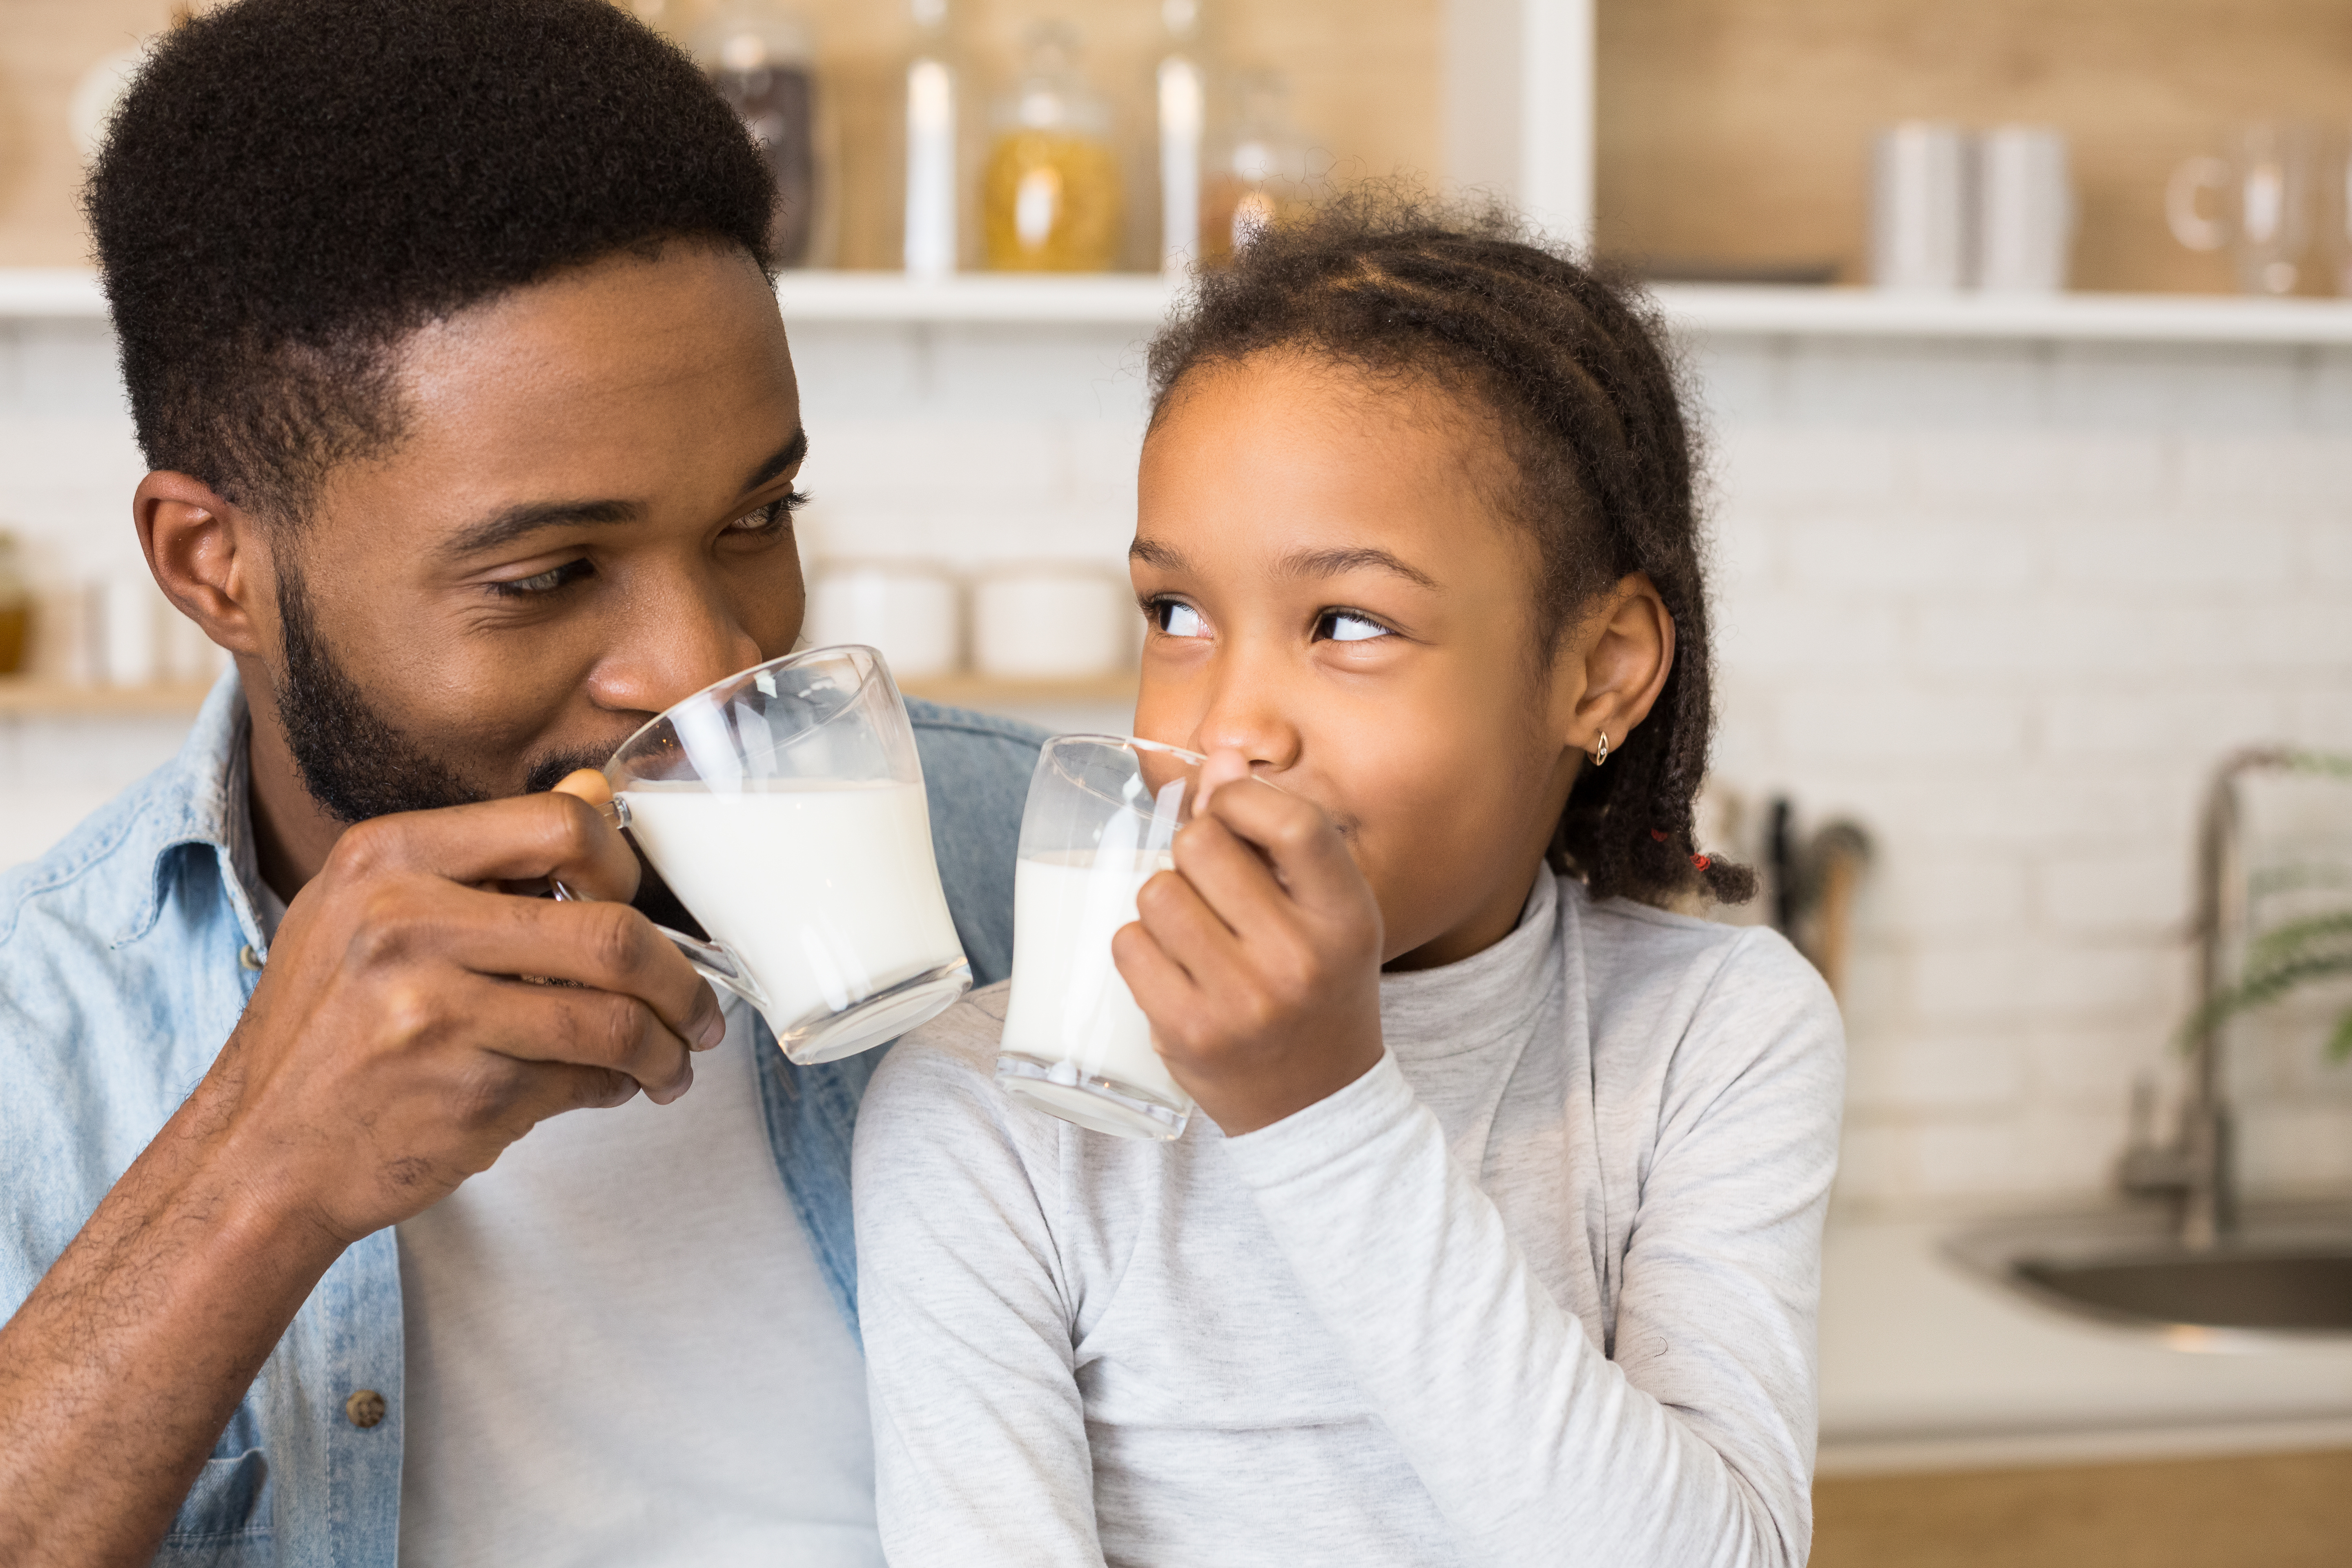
[2,308,2348,1219]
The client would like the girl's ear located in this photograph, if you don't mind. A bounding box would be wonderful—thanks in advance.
[1559,572,1675,757]
[134,470,275,659]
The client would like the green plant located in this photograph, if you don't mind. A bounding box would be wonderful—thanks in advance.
[2181,751,2352,1063]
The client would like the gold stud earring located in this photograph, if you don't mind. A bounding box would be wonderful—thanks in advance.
[1591,731,1610,767]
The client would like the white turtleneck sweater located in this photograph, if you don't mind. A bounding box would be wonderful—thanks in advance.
[852,871,1844,1568]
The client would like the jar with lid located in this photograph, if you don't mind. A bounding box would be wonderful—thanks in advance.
[982,22,1121,272]
[0,530,28,676]
[697,0,833,267]
[1200,71,1318,267]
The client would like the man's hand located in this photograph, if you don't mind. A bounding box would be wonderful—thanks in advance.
[1112,749,1386,1136]
[214,782,726,1245]
[0,783,724,1567]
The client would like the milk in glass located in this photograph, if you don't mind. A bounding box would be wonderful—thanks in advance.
[618,778,962,1031]
[999,850,1185,1126]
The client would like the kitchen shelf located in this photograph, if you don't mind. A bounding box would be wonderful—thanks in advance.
[1650,284,2352,346]
[9,266,2350,345]
[903,671,1136,708]
[0,678,217,717]
[0,672,1135,720]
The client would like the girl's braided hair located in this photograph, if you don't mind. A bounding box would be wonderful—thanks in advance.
[1145,186,1755,907]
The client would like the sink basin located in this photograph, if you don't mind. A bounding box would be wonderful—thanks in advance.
[1948,1207,2352,1341]
[2015,1250,2352,1332]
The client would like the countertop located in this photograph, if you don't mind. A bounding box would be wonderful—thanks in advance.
[1818,1216,2352,1474]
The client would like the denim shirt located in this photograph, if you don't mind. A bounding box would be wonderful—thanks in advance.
[0,673,1043,1566]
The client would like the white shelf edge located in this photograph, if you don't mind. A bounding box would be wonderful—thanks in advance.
[775,272,1176,325]
[7,267,2350,345]
[1648,283,2352,345]
[0,269,108,319]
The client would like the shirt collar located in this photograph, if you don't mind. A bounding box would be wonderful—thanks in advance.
[115,667,274,955]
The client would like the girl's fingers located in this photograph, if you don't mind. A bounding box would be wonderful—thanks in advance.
[1133,864,1249,981]
[1169,812,1294,943]
[1111,917,1205,1035]
[1198,773,1363,921]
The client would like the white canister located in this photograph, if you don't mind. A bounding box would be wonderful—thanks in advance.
[971,567,1133,680]
[98,572,167,688]
[1976,125,2073,293]
[802,561,961,679]
[1871,122,1973,291]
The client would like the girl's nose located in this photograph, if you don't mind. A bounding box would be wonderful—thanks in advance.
[1188,666,1303,776]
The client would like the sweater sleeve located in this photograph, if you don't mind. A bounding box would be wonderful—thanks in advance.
[853,1014,1108,1568]
[1218,933,1844,1568]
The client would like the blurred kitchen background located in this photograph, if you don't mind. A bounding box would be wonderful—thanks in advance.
[3,0,2352,1561]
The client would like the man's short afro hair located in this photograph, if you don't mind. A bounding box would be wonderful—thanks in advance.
[86,0,777,523]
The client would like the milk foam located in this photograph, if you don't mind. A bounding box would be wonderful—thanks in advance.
[620,779,964,1034]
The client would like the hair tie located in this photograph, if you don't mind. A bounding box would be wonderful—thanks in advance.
[1691,854,1712,871]
[1650,829,1668,842]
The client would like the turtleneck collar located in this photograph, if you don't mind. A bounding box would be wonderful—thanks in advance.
[1376,867,1562,1062]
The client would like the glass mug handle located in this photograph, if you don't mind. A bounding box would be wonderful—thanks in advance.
[547,791,772,1016]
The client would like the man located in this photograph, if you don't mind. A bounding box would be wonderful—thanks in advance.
[0,2,1042,1562]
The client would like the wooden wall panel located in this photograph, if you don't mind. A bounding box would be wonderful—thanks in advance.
[0,0,1440,273]
[1597,0,2352,294]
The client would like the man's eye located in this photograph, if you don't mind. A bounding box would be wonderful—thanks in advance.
[1150,599,1208,639]
[729,490,809,533]
[1316,610,1389,644]
[487,559,594,599]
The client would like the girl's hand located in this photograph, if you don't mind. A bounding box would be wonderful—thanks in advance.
[1112,748,1387,1136]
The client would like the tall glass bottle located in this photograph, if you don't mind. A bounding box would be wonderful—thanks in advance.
[1155,0,1208,275]
[982,23,1121,272]
[1200,71,1316,267]
[697,0,830,267]
[903,0,959,278]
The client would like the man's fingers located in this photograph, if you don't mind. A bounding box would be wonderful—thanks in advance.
[490,979,697,1104]
[498,1059,653,1131]
[381,883,726,1052]
[326,791,644,903]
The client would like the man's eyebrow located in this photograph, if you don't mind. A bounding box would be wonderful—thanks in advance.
[442,497,643,559]
[740,427,809,497]
[1275,546,1440,591]
[440,428,809,561]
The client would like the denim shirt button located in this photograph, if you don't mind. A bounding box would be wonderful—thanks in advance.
[345,1389,387,1429]
[238,944,263,972]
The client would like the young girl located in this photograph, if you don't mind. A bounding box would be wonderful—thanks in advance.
[852,194,1844,1568]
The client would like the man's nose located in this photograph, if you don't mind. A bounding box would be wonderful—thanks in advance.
[588,581,767,717]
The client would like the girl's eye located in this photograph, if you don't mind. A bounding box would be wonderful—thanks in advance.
[1316,610,1390,644]
[487,559,594,599]
[1151,599,1208,639]
[728,490,809,534]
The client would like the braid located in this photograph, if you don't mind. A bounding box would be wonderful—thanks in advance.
[1146,185,1755,907]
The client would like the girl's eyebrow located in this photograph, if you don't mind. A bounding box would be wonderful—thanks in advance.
[1275,546,1439,590]
[1128,535,1439,592]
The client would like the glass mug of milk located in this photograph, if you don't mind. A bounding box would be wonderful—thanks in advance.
[995,735,1204,1140]
[568,646,971,1064]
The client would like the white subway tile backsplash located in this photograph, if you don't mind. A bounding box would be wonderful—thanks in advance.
[1846,1030,2028,1114]
[1780,512,2042,590]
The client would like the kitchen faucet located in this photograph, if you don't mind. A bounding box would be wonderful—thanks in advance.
[2117,748,2293,1250]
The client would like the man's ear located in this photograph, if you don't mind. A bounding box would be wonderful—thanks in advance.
[134,471,274,659]
[1556,572,1676,756]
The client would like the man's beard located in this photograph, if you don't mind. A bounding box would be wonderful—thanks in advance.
[274,562,607,822]
[269,563,702,932]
